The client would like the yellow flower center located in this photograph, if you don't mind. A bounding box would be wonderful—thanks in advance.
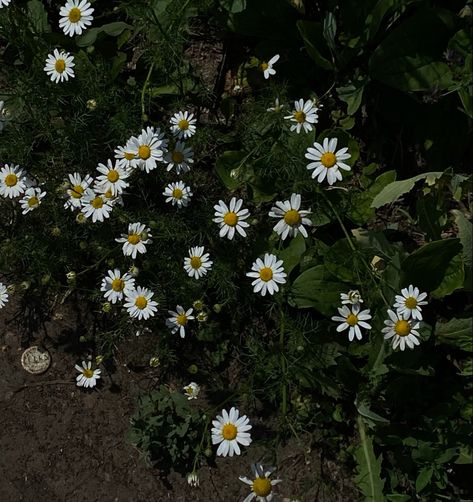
[176,313,188,326]
[260,62,269,71]
[321,152,337,168]
[71,184,84,198]
[172,188,183,199]
[135,296,148,310]
[222,423,237,440]
[395,320,411,337]
[5,173,18,187]
[252,477,272,497]
[294,111,306,123]
[68,7,82,23]
[178,119,189,130]
[27,196,39,207]
[284,209,301,226]
[55,59,66,73]
[405,297,418,309]
[172,150,184,163]
[259,267,273,282]
[107,170,119,183]
[104,189,113,199]
[111,278,124,292]
[91,197,103,209]
[223,212,238,226]
[190,256,202,269]
[138,145,151,160]
[83,368,94,378]
[124,152,135,161]
[127,234,141,245]
[346,313,358,326]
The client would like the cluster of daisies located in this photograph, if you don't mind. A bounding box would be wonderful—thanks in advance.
[332,285,428,351]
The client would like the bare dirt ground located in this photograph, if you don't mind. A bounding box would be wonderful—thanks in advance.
[0,296,358,502]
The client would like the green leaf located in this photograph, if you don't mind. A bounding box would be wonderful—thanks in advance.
[76,22,133,47]
[27,0,51,33]
[323,12,337,52]
[415,466,434,493]
[324,238,359,283]
[363,0,418,41]
[435,317,473,352]
[289,265,345,317]
[356,400,390,424]
[355,417,386,502]
[371,172,444,208]
[452,210,473,291]
[277,233,306,276]
[103,22,133,36]
[431,253,465,298]
[337,79,367,115]
[401,238,462,292]
[416,193,444,241]
[386,495,411,502]
[297,21,333,69]
[215,151,245,190]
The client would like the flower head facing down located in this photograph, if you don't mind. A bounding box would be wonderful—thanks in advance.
[269,193,312,240]
[183,382,200,400]
[187,472,199,487]
[166,305,195,338]
[246,253,287,296]
[124,286,158,320]
[163,181,192,208]
[59,0,94,37]
[44,49,75,83]
[0,282,9,309]
[239,464,282,502]
[116,222,152,259]
[75,361,101,388]
[393,285,428,321]
[332,304,372,341]
[340,290,363,306]
[0,164,26,199]
[213,197,250,240]
[260,54,280,79]
[266,97,284,113]
[165,141,194,174]
[305,138,351,185]
[284,98,319,133]
[20,187,46,214]
[184,246,213,279]
[100,269,135,304]
[382,309,421,351]
[170,111,197,139]
[211,407,252,457]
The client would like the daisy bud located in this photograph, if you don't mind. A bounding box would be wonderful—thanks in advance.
[187,364,198,374]
[149,356,160,367]
[66,271,76,283]
[79,241,88,250]
[6,284,15,295]
[197,312,208,322]
[204,447,213,458]
[40,275,50,285]
[193,299,204,311]
[76,213,87,224]
[371,255,386,272]
[86,46,95,54]
[187,472,199,487]
[50,226,61,236]
[230,168,240,179]
[213,304,222,313]
[20,281,31,290]
[86,99,97,110]
[95,355,104,365]
[102,302,112,313]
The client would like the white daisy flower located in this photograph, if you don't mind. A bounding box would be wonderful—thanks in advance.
[166,305,195,338]
[393,285,428,321]
[114,144,136,170]
[340,290,363,306]
[183,382,200,400]
[116,222,152,259]
[75,361,101,388]
[211,407,252,457]
[213,197,250,240]
[59,0,94,37]
[163,181,192,208]
[44,49,75,83]
[94,159,130,196]
[266,97,284,113]
[165,141,194,174]
[124,286,158,320]
[170,111,197,139]
[0,0,12,8]
[260,54,280,79]
[80,189,113,223]
[100,269,135,304]
[187,472,199,487]
[382,309,421,351]
[0,164,26,198]
[246,253,287,296]
[305,138,351,185]
[128,127,166,173]
[19,187,46,214]
[284,98,319,133]
[184,246,213,279]
[0,282,9,309]
[95,185,124,207]
[64,172,93,210]
[239,464,282,502]
[269,193,312,240]
[332,304,372,341]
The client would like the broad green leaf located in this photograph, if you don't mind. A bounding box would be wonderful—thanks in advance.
[324,238,360,283]
[27,0,51,33]
[297,21,333,70]
[415,466,434,492]
[416,193,444,241]
[448,29,472,58]
[215,151,245,190]
[435,317,473,352]
[356,400,390,424]
[289,265,345,317]
[76,27,100,47]
[401,238,462,292]
[455,447,473,464]
[76,22,133,47]
[452,210,473,280]
[337,79,367,115]
[431,253,465,298]
[277,233,306,275]
[364,0,418,41]
[323,12,337,52]
[103,22,133,36]
[371,172,443,208]
[355,417,386,502]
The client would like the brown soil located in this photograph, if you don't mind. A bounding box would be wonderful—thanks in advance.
[0,296,358,502]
